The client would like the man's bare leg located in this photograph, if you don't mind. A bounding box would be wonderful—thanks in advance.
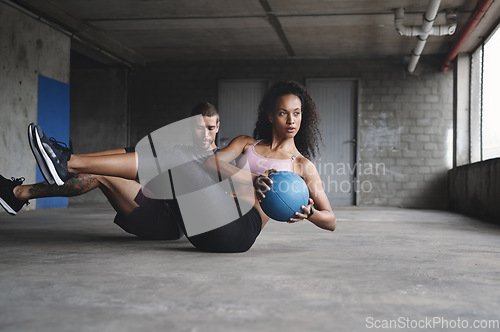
[13,174,141,216]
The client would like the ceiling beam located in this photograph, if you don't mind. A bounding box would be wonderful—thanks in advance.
[259,0,295,56]
[8,0,147,66]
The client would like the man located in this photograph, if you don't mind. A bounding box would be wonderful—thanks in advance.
[0,102,221,240]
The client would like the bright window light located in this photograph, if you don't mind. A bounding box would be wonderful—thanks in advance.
[482,27,500,160]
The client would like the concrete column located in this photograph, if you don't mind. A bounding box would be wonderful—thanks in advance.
[0,2,70,211]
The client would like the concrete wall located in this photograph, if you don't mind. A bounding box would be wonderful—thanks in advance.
[0,2,70,211]
[448,158,500,222]
[70,68,128,154]
[129,56,453,209]
[68,68,129,204]
[359,61,453,208]
[0,0,454,209]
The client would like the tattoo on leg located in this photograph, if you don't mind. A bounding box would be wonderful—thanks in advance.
[28,174,99,198]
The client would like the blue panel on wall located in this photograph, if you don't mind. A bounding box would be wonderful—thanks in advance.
[36,75,70,209]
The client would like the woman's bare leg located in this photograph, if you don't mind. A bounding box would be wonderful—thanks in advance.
[79,148,127,157]
[67,153,138,180]
[97,176,141,216]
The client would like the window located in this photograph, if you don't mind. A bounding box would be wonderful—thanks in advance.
[482,28,500,160]
[470,24,500,161]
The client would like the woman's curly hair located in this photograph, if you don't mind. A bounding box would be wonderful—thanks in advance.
[253,81,322,160]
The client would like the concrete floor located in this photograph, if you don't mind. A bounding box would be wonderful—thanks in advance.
[1,204,499,332]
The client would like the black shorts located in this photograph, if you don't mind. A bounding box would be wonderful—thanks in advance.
[185,207,262,253]
[115,188,262,252]
[114,189,184,240]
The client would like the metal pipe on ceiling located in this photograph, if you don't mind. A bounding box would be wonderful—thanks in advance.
[394,0,457,73]
[440,0,495,72]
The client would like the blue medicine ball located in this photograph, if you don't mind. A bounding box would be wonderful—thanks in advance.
[260,171,310,222]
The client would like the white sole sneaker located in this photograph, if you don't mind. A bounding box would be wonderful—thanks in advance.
[0,197,17,215]
[28,123,55,185]
[33,125,65,186]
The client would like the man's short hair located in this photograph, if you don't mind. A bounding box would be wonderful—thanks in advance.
[190,102,219,122]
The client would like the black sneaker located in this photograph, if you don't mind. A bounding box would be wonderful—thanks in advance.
[0,175,29,215]
[33,124,73,186]
[28,123,55,185]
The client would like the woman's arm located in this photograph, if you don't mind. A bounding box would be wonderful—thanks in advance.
[290,158,336,231]
[203,135,257,184]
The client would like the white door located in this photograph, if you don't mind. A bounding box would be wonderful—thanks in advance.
[306,79,357,206]
[217,79,267,147]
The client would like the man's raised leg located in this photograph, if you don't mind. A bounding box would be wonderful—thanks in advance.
[12,174,140,216]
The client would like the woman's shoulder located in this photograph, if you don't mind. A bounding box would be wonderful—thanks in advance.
[294,154,318,178]
[224,135,257,151]
[233,135,257,146]
[295,153,313,165]
[234,135,256,143]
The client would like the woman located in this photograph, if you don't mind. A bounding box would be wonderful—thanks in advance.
[28,81,337,252]
[209,81,336,231]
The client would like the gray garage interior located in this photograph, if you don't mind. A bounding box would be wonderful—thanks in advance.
[1,0,500,331]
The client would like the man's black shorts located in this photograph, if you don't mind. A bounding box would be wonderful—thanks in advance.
[114,188,184,240]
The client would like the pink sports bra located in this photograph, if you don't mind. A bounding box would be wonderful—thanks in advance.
[236,139,300,174]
